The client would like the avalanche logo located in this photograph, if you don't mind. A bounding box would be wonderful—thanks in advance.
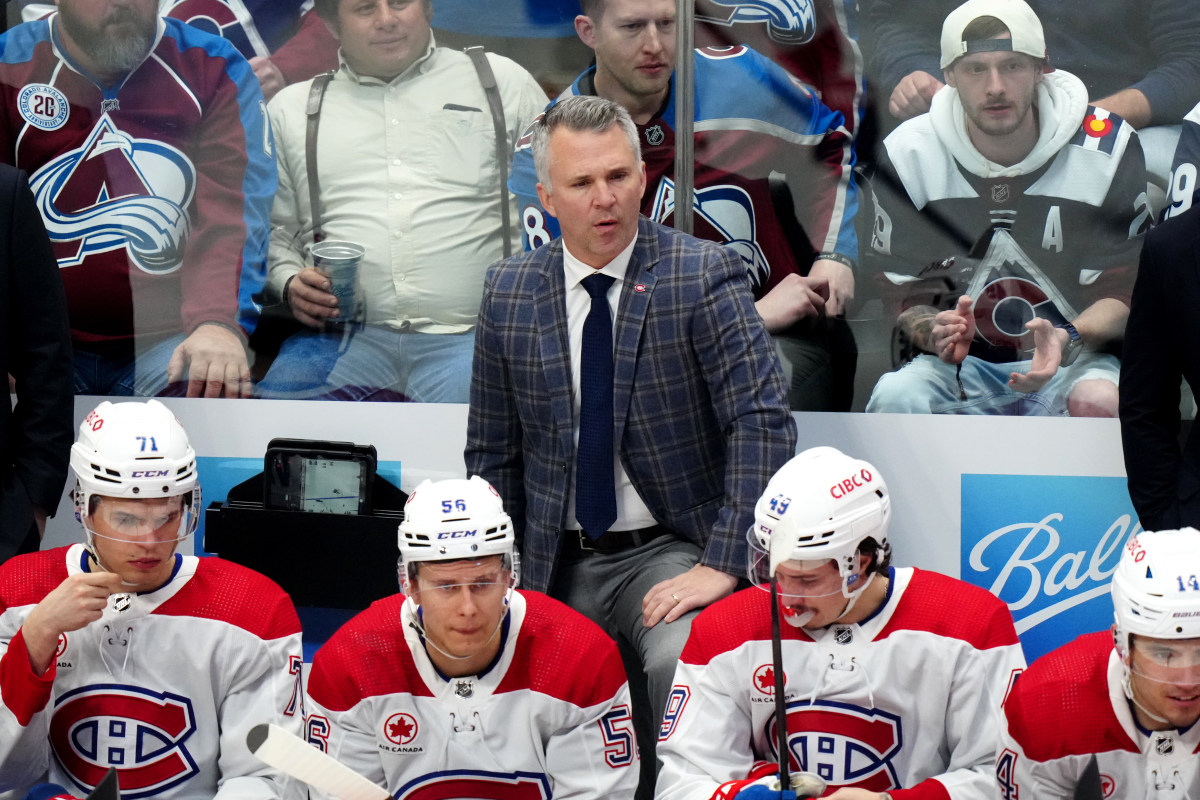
[30,116,196,275]
[650,178,770,289]
[164,0,268,59]
[397,770,551,800]
[696,0,817,45]
[49,685,199,798]
[771,700,902,792]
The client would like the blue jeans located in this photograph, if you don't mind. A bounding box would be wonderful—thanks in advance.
[256,325,475,402]
[73,333,186,396]
[865,351,1120,415]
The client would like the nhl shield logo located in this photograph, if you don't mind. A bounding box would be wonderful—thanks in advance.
[990,184,1011,203]
[645,125,665,146]
[1155,735,1174,755]
[834,626,853,645]
[454,679,474,698]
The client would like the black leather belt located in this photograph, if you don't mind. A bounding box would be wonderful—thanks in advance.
[564,524,671,554]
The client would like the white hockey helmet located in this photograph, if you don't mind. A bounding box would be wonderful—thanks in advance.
[748,446,891,597]
[398,476,518,592]
[71,400,200,542]
[1112,529,1200,657]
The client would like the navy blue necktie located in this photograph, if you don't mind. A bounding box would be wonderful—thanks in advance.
[576,273,617,540]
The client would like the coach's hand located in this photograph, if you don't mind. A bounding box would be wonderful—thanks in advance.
[643,565,737,627]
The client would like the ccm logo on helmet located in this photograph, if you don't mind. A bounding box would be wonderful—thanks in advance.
[830,469,873,500]
[130,470,170,478]
[437,530,478,539]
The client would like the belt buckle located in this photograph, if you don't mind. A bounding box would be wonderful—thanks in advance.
[577,529,601,553]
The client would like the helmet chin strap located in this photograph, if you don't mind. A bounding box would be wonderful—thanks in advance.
[1123,665,1172,726]
[780,572,878,629]
[407,589,513,665]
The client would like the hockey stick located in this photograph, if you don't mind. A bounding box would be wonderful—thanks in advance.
[770,576,790,792]
[246,723,391,800]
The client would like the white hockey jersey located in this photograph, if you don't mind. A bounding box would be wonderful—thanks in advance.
[0,544,306,800]
[656,567,1026,800]
[999,631,1200,800]
[304,589,638,800]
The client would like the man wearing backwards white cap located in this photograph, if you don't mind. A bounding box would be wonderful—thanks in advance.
[862,0,1151,417]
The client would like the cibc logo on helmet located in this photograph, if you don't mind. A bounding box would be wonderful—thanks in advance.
[830,468,875,500]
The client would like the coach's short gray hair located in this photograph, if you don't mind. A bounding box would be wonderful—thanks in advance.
[531,95,642,191]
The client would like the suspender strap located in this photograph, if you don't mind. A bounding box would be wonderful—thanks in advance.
[463,46,512,258]
[305,70,335,245]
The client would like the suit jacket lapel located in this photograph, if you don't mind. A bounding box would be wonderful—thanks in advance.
[613,218,659,447]
[533,241,576,452]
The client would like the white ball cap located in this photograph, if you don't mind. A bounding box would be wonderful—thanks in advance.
[940,0,1046,69]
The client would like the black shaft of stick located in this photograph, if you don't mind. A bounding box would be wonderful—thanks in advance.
[771,577,790,790]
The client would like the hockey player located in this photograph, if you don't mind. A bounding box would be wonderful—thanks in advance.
[0,400,305,799]
[998,529,1200,798]
[655,446,1025,800]
[509,0,860,411]
[303,476,638,800]
[862,0,1152,417]
[0,0,275,398]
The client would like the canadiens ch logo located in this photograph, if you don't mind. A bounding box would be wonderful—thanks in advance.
[18,84,69,131]
[753,663,787,695]
[30,116,196,275]
[772,699,903,791]
[49,685,199,798]
[384,712,419,746]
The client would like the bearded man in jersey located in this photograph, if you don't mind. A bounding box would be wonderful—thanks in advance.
[656,447,1025,800]
[999,529,1200,798]
[303,477,638,800]
[863,0,1152,417]
[0,400,304,799]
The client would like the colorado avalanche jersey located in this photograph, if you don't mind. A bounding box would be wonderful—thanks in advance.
[304,590,638,800]
[999,632,1200,800]
[864,107,1150,363]
[163,0,309,60]
[0,544,305,800]
[656,567,1025,800]
[509,46,858,299]
[1164,100,1200,220]
[693,0,866,139]
[0,15,274,345]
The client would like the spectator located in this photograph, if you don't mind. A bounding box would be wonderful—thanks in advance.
[163,1,340,102]
[257,0,547,403]
[509,0,861,411]
[304,476,639,798]
[865,0,1200,130]
[656,446,1025,800]
[0,0,275,398]
[0,164,73,566]
[1120,204,1200,532]
[466,95,796,795]
[0,399,305,798]
[998,529,1200,798]
[861,0,1152,417]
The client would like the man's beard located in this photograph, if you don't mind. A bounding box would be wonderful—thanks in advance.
[59,4,155,77]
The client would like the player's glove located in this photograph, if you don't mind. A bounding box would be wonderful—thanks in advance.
[712,764,827,800]
[22,785,84,800]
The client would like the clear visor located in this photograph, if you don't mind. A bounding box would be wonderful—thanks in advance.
[749,550,844,602]
[85,492,196,545]
[1130,637,1200,685]
[406,554,516,598]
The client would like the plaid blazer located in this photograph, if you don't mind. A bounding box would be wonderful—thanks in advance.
[465,217,796,593]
